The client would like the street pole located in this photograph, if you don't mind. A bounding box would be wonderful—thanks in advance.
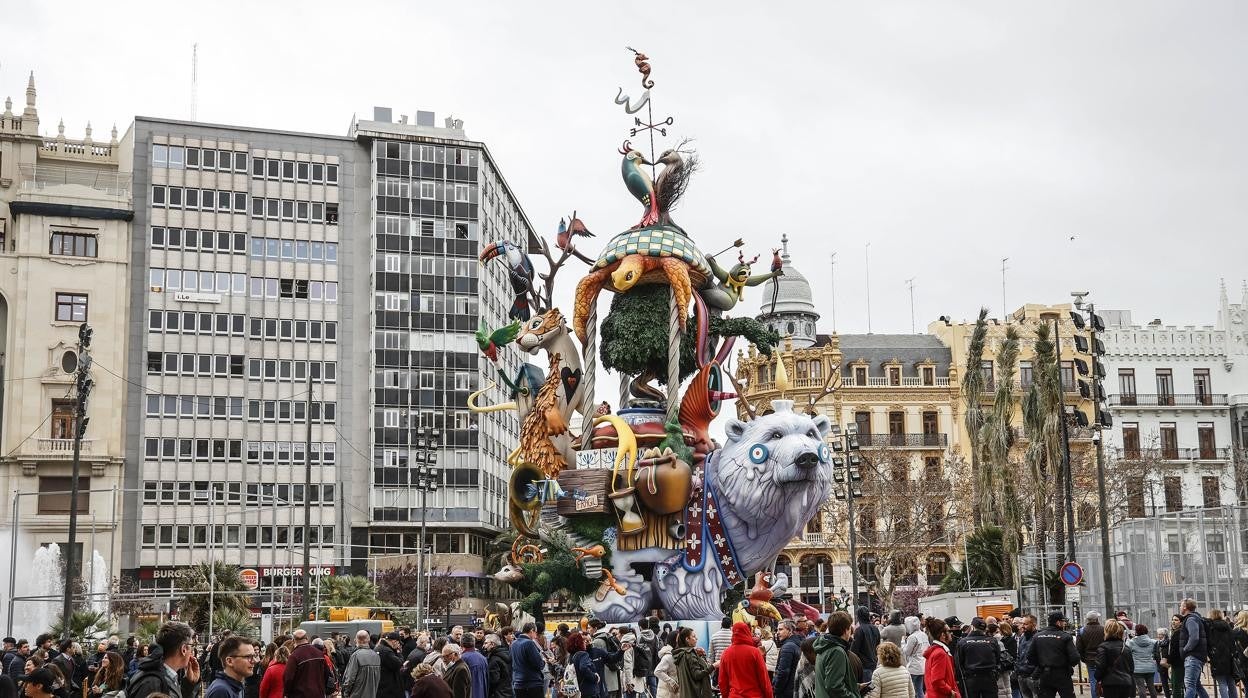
[417,485,428,630]
[1053,318,1076,562]
[1089,303,1115,615]
[208,494,215,640]
[847,491,859,609]
[62,323,93,639]
[7,492,18,636]
[300,373,314,621]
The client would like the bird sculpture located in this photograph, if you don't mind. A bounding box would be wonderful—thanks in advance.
[619,142,659,229]
[555,211,594,251]
[475,319,521,366]
[653,148,696,228]
[747,571,782,622]
[479,240,535,320]
[771,248,784,274]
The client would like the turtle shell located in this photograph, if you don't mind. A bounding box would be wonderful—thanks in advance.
[595,225,711,287]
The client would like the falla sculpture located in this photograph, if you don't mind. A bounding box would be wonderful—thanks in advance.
[471,48,829,625]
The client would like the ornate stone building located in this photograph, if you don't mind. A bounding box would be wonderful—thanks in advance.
[738,241,965,609]
[0,73,132,595]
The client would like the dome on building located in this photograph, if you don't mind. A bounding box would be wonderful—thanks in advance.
[756,234,821,347]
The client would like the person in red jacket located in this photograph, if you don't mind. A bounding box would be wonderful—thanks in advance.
[923,619,959,698]
[719,622,775,698]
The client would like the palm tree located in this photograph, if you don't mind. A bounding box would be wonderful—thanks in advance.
[978,326,1020,585]
[937,525,1008,592]
[962,308,990,527]
[978,326,1019,526]
[177,562,253,633]
[211,607,259,640]
[1022,322,1064,568]
[317,575,379,617]
[134,619,162,644]
[50,609,111,643]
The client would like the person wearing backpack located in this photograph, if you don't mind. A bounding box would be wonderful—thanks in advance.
[568,633,604,698]
[590,621,627,698]
[1177,599,1209,698]
[633,621,658,698]
[1204,610,1236,698]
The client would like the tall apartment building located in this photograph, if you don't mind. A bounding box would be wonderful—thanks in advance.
[740,240,964,608]
[0,73,132,602]
[347,109,536,609]
[122,108,534,618]
[122,118,363,609]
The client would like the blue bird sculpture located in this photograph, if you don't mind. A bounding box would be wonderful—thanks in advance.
[619,141,658,228]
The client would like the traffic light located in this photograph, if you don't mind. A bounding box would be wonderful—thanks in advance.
[1071,307,1109,434]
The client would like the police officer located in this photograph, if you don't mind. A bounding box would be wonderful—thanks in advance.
[1023,612,1080,698]
[957,618,1001,698]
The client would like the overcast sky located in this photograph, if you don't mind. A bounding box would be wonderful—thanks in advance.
[6,0,1248,333]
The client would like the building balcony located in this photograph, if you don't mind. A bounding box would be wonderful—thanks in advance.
[1112,447,1230,462]
[34,438,97,459]
[982,381,1080,395]
[1108,393,1228,407]
[17,163,130,198]
[859,433,949,449]
[1012,426,1095,442]
[840,376,950,388]
[789,532,833,547]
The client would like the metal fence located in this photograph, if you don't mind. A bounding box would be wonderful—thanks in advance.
[1020,506,1248,629]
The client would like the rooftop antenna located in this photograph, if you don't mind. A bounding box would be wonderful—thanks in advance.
[191,43,198,121]
[906,277,916,334]
[1001,257,1009,323]
[865,243,872,333]
[830,252,838,334]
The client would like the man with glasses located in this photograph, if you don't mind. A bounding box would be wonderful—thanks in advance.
[206,636,256,698]
[127,621,201,698]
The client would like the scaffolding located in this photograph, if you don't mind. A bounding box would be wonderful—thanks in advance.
[1020,506,1248,629]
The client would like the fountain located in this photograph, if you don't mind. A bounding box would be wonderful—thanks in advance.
[14,543,64,638]
[89,550,109,615]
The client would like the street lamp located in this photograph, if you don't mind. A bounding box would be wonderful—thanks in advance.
[413,427,441,631]
[829,423,863,610]
[1070,292,1113,616]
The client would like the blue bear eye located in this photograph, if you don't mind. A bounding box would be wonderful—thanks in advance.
[749,444,769,464]
[818,444,831,463]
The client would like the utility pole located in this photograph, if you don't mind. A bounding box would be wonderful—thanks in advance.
[1052,317,1076,563]
[830,252,838,334]
[1071,294,1114,615]
[61,322,93,638]
[414,428,440,630]
[300,373,313,620]
[830,423,863,609]
[190,43,199,121]
[906,278,916,334]
[1001,258,1009,322]
[864,244,872,333]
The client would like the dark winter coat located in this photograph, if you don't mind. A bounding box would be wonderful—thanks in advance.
[412,674,453,698]
[445,661,473,698]
[1206,619,1237,677]
[673,646,714,698]
[1093,639,1134,687]
[815,635,860,698]
[850,608,881,672]
[127,655,196,698]
[772,634,803,698]
[1076,623,1104,666]
[487,647,513,698]
[377,642,407,698]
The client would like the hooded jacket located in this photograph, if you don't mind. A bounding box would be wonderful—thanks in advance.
[880,613,906,647]
[127,654,196,698]
[772,633,803,698]
[487,646,512,698]
[1093,639,1134,687]
[673,646,714,698]
[718,623,773,698]
[851,608,881,672]
[901,618,928,676]
[1124,635,1156,676]
[654,646,678,698]
[922,643,957,698]
[1207,618,1236,676]
[814,635,860,698]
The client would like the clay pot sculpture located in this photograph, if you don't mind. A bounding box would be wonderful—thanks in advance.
[633,451,693,515]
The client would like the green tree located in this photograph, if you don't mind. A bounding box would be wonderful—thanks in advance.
[961,308,990,527]
[1022,321,1064,570]
[317,575,380,617]
[210,607,259,640]
[50,609,111,643]
[177,562,253,633]
[937,526,1008,592]
[978,326,1019,527]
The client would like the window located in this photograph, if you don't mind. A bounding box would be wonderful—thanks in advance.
[1198,423,1216,459]
[1163,476,1182,512]
[926,553,950,585]
[54,293,88,322]
[1202,476,1220,508]
[1122,423,1140,459]
[1019,361,1033,389]
[921,365,935,386]
[887,366,901,386]
[980,360,994,390]
[1156,369,1174,405]
[888,411,904,439]
[152,144,168,167]
[857,553,878,582]
[420,181,435,199]
[51,400,77,439]
[1193,369,1212,404]
[1060,361,1075,392]
[854,411,871,437]
[50,231,98,258]
[854,366,867,386]
[1160,423,1178,459]
[454,184,470,202]
[922,411,939,437]
[38,476,90,514]
[1118,369,1136,404]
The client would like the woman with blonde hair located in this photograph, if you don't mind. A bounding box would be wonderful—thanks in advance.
[1231,611,1248,690]
[866,642,913,698]
[759,627,778,681]
[1095,621,1135,698]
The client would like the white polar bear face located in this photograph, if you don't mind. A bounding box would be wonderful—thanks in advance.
[722,405,833,487]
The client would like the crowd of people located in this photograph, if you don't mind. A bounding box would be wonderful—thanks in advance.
[0,600,1244,698]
